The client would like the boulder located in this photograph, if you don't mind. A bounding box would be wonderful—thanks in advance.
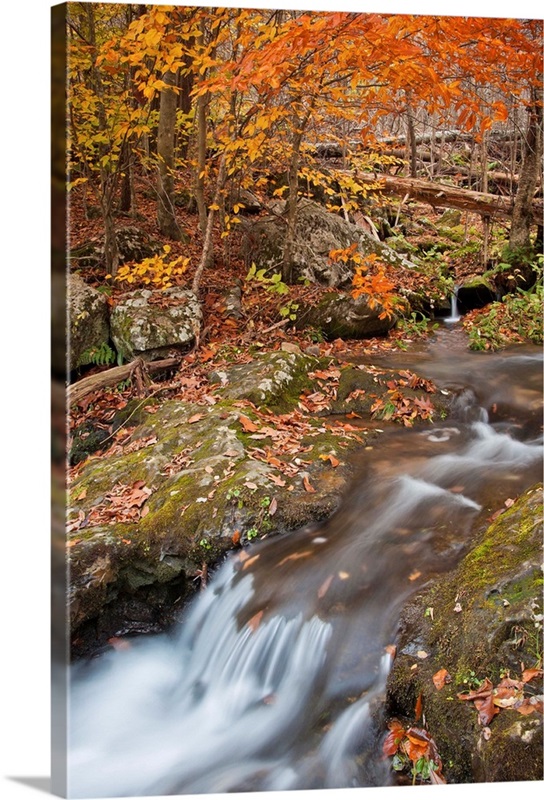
[209,349,319,411]
[71,225,162,270]
[110,287,202,361]
[68,273,110,371]
[296,291,396,339]
[385,484,543,784]
[241,199,416,288]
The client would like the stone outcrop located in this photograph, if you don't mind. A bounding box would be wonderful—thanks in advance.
[110,287,202,361]
[68,273,110,371]
[295,291,396,339]
[385,483,543,784]
[70,225,162,270]
[241,198,416,289]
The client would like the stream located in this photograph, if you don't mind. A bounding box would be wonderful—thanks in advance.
[68,327,543,798]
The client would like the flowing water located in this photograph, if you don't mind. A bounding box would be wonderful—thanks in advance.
[68,329,543,798]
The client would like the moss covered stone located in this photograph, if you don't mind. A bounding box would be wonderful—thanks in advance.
[385,484,543,784]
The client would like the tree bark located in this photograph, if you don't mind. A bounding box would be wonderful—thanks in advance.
[157,70,185,240]
[68,357,181,407]
[509,90,543,251]
[351,172,543,222]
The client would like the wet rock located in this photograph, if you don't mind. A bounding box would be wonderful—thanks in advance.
[385,484,543,784]
[110,287,202,361]
[68,273,110,370]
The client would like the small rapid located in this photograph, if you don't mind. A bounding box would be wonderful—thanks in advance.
[68,339,543,798]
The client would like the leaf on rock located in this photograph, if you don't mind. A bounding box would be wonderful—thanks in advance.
[303,475,316,493]
[247,610,264,632]
[239,414,260,432]
[432,669,451,690]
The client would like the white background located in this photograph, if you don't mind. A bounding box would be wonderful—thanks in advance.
[1,1,541,799]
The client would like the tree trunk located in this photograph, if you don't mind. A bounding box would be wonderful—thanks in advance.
[497,89,544,295]
[192,155,227,296]
[509,92,543,252]
[157,70,185,240]
[195,91,209,235]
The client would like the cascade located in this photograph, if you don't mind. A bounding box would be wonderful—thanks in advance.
[67,343,543,798]
[443,284,461,323]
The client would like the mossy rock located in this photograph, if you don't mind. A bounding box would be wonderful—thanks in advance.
[208,349,322,412]
[67,384,366,657]
[385,484,543,783]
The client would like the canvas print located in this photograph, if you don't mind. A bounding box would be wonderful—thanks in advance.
[51,1,543,797]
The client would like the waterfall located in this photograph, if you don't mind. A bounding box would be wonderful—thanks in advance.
[444,284,461,322]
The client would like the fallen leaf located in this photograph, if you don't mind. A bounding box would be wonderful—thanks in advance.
[522,668,543,684]
[278,551,312,566]
[232,530,241,546]
[242,554,261,571]
[75,488,87,500]
[303,475,316,493]
[269,473,287,487]
[482,726,492,740]
[239,414,259,433]
[247,610,264,632]
[385,644,397,658]
[415,692,423,721]
[453,602,462,613]
[268,497,278,516]
[338,571,350,580]
[433,668,451,690]
[188,413,205,424]
[504,497,515,508]
[417,650,429,659]
[409,570,422,581]
[318,574,334,599]
[319,453,340,467]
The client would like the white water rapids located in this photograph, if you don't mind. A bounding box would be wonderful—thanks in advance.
[68,340,543,798]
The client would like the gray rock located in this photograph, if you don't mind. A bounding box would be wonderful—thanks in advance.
[296,291,396,339]
[70,225,162,270]
[68,274,110,370]
[110,287,202,361]
[241,198,416,288]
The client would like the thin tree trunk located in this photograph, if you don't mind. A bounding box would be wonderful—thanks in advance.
[195,91,209,235]
[192,154,227,296]
[157,70,185,240]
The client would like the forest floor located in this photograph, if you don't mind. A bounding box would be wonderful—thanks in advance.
[68,171,507,445]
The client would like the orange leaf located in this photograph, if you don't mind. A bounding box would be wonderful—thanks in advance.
[522,668,543,684]
[432,668,451,690]
[239,414,260,432]
[318,574,334,599]
[303,475,316,493]
[232,530,241,546]
[414,692,423,722]
[188,413,205,424]
[247,610,264,632]
[278,551,312,566]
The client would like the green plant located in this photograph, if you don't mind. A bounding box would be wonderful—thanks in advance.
[466,270,543,351]
[199,537,212,550]
[396,312,438,339]
[226,487,244,509]
[246,527,259,540]
[81,341,116,367]
[246,263,290,295]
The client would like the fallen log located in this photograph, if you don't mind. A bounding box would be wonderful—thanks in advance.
[68,356,181,407]
[353,172,543,221]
